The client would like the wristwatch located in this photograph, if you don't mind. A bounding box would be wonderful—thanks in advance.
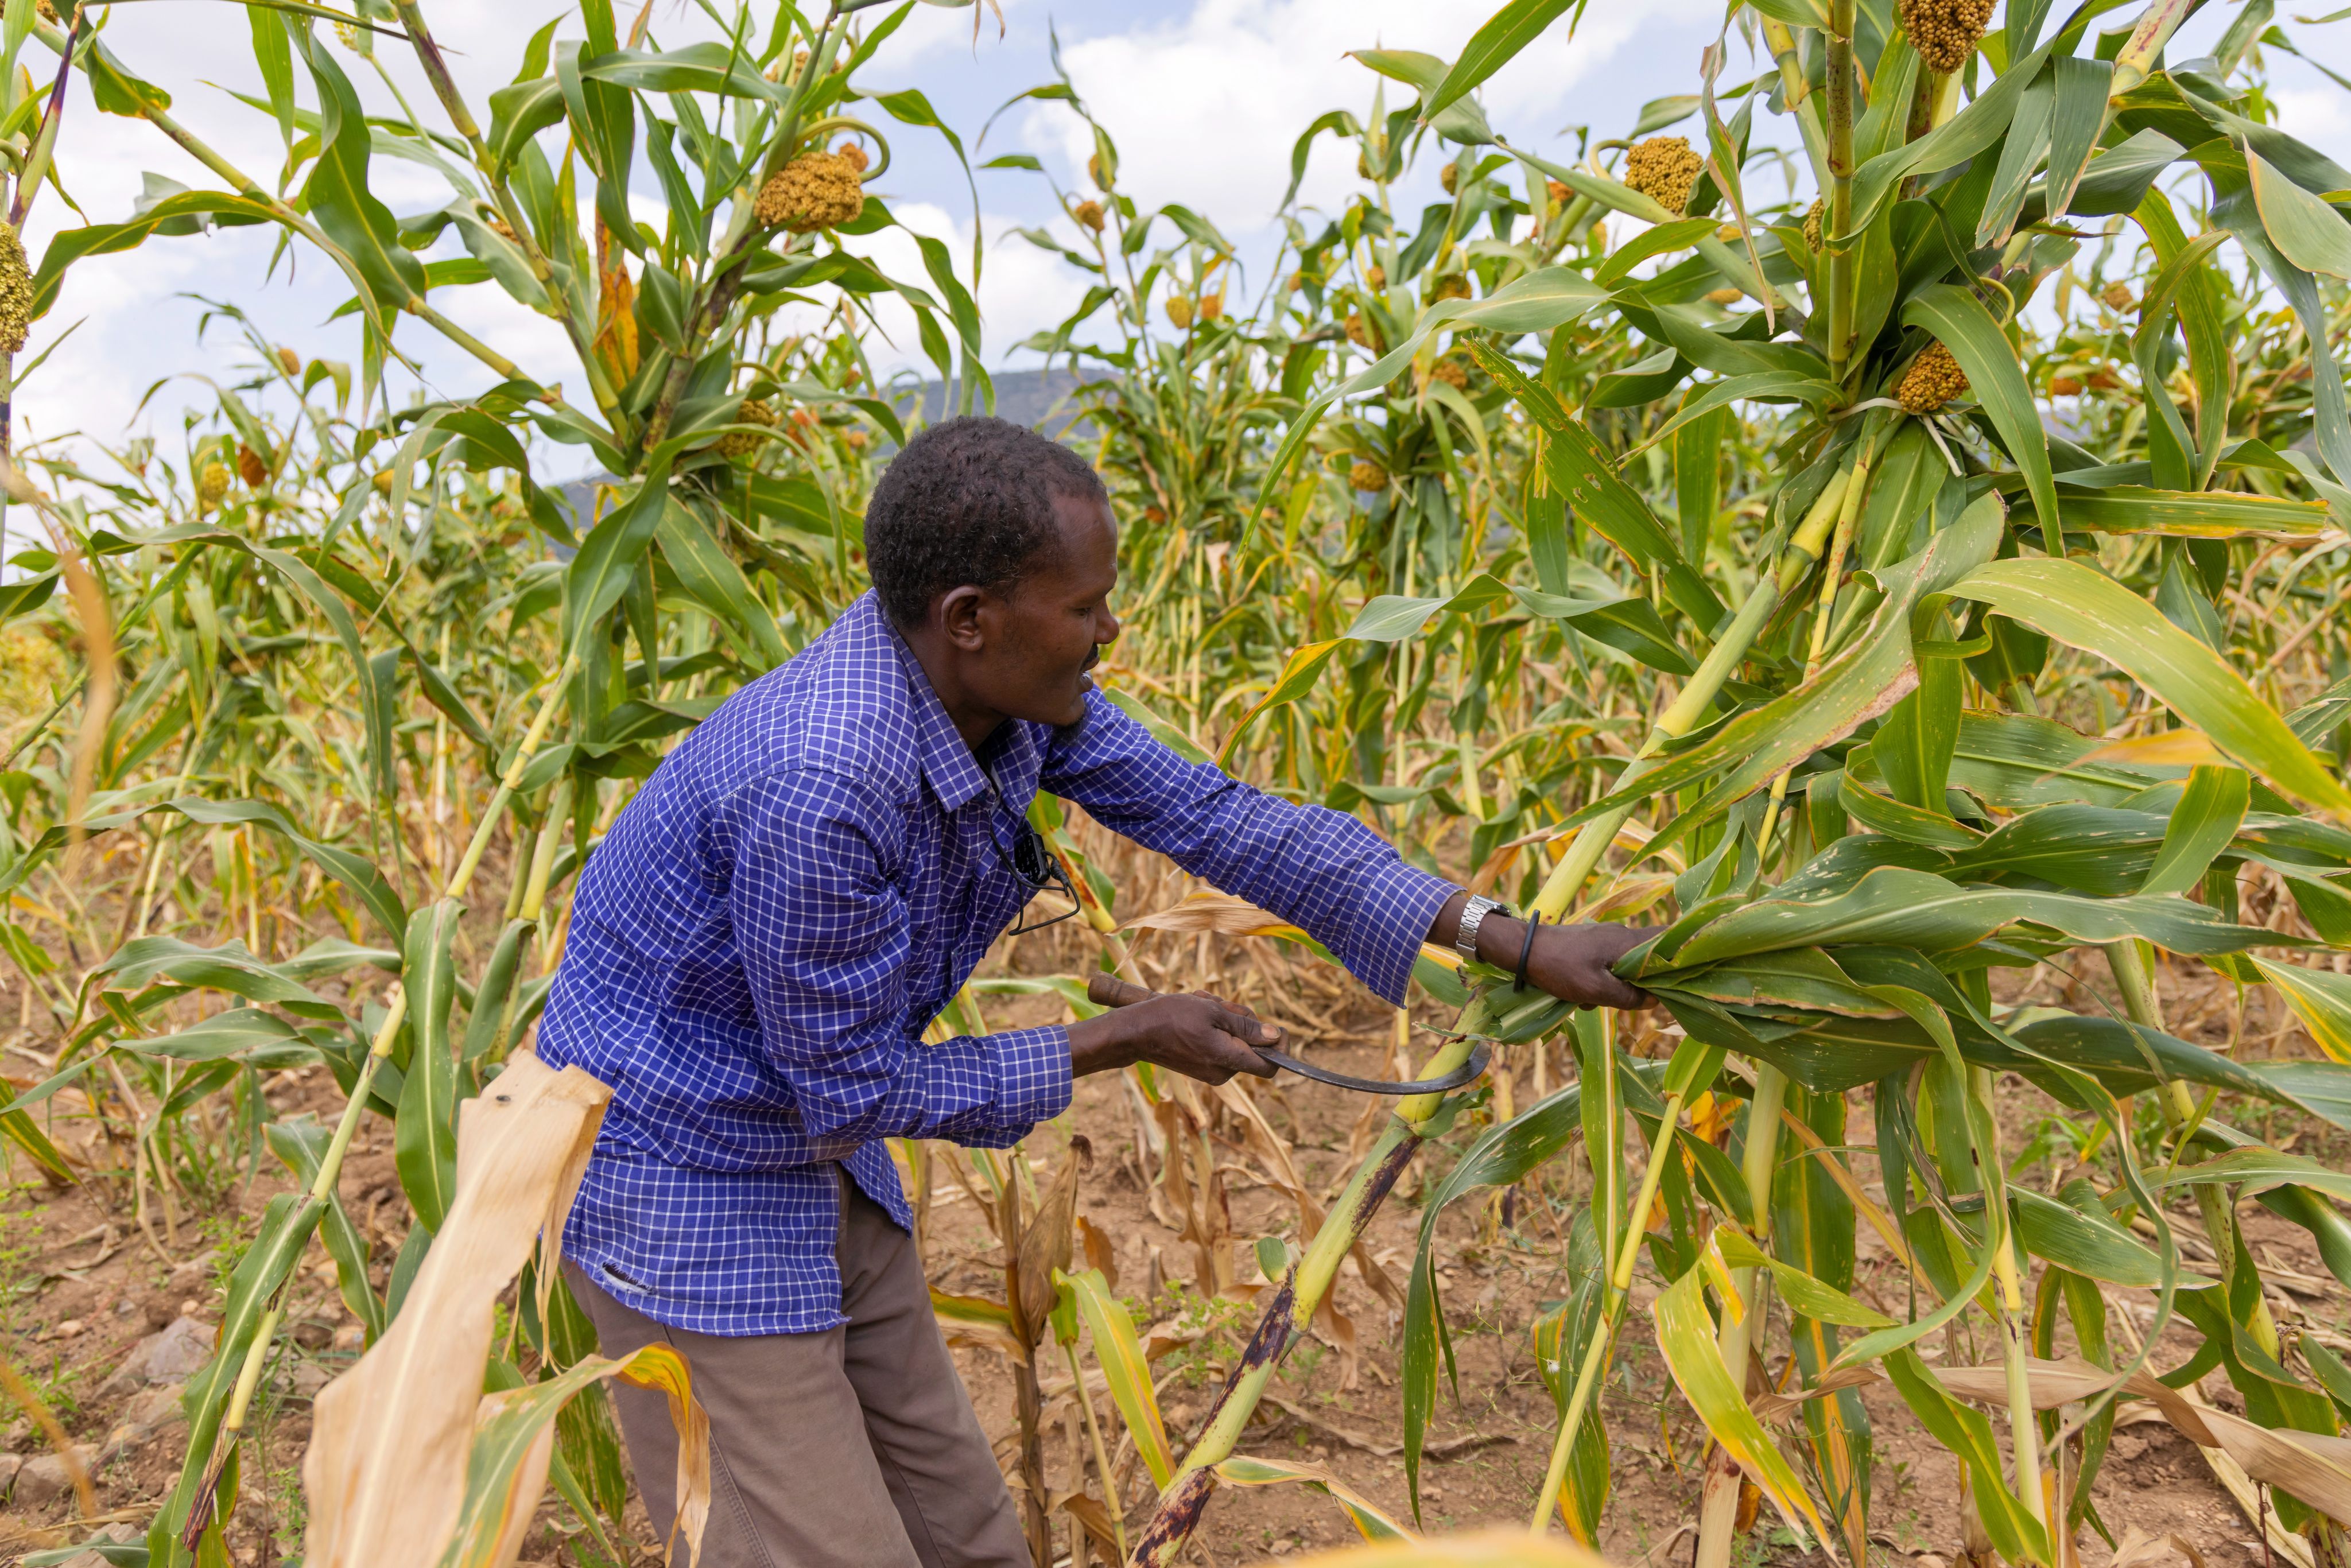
[1452,894,1510,964]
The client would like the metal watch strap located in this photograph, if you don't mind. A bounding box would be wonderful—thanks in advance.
[1453,894,1509,963]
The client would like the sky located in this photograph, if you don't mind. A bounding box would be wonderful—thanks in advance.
[16,0,2351,489]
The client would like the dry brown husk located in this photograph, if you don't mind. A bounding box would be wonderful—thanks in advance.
[302,1054,711,1567]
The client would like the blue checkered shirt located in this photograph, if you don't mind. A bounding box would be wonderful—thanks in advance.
[537,591,1456,1334]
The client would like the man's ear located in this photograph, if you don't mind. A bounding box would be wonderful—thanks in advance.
[937,584,987,651]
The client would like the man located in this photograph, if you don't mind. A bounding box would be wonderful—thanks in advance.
[538,417,1648,1568]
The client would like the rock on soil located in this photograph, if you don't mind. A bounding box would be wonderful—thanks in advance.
[98,1314,215,1397]
[107,1381,188,1449]
[14,1443,98,1508]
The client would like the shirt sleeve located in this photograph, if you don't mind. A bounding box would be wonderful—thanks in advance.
[1039,691,1457,1006]
[715,768,1072,1150]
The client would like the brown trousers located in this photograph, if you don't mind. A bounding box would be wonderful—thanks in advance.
[566,1171,1029,1568]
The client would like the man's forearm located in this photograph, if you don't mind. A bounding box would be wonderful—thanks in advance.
[1427,888,1653,1010]
[1053,716,1452,1007]
[1427,887,1534,969]
[1067,1013,1138,1077]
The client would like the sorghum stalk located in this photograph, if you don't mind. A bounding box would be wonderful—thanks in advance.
[1899,0,1993,141]
[184,995,403,1541]
[1064,1337,1128,1561]
[1523,460,1865,1538]
[2109,929,2303,1568]
[1529,464,1855,921]
[179,658,578,1539]
[381,0,622,422]
[1002,1175,1054,1567]
[638,9,848,453]
[1530,1073,1702,1530]
[2105,941,2286,1357]
[1904,62,1942,146]
[1825,0,1859,387]
[2110,0,2205,98]
[448,654,579,899]
[12,11,76,230]
[1038,818,1145,987]
[30,19,561,403]
[1759,18,1831,188]
[1588,1011,1621,1271]
[1755,414,1890,852]
[1971,1064,2049,1532]
[521,778,575,922]
[1692,1064,1789,1568]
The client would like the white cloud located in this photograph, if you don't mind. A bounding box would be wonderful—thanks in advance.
[1023,0,1716,232]
[749,199,1091,384]
[2269,85,2351,153]
[14,2,1068,458]
[0,0,1992,469]
[876,0,1041,65]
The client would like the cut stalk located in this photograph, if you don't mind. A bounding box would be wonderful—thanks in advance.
[1531,466,1853,921]
[1127,1003,1488,1567]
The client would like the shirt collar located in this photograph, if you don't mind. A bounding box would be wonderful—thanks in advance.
[869,594,994,813]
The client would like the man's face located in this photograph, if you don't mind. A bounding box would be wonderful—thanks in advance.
[969,491,1122,728]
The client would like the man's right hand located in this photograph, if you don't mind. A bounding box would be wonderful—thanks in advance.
[1068,991,1281,1084]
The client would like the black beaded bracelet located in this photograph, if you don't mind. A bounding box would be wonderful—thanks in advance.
[1513,911,1542,991]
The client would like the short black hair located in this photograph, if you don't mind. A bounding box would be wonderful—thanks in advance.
[864,416,1108,626]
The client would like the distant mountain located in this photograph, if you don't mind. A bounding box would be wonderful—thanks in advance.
[892,367,1104,437]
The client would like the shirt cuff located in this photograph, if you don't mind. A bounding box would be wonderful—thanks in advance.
[988,1024,1074,1132]
[1345,861,1461,1007]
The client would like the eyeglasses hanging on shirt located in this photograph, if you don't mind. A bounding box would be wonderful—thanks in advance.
[983,770,1083,935]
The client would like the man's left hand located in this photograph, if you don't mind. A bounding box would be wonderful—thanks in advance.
[1428,890,1655,1010]
[1514,919,1654,1010]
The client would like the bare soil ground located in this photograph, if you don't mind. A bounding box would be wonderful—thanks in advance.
[2,930,2345,1567]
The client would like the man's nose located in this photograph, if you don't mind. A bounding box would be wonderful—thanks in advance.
[1097,606,1122,645]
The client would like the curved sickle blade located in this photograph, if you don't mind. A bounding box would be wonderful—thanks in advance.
[1256,1039,1492,1096]
[1078,972,1494,1096]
